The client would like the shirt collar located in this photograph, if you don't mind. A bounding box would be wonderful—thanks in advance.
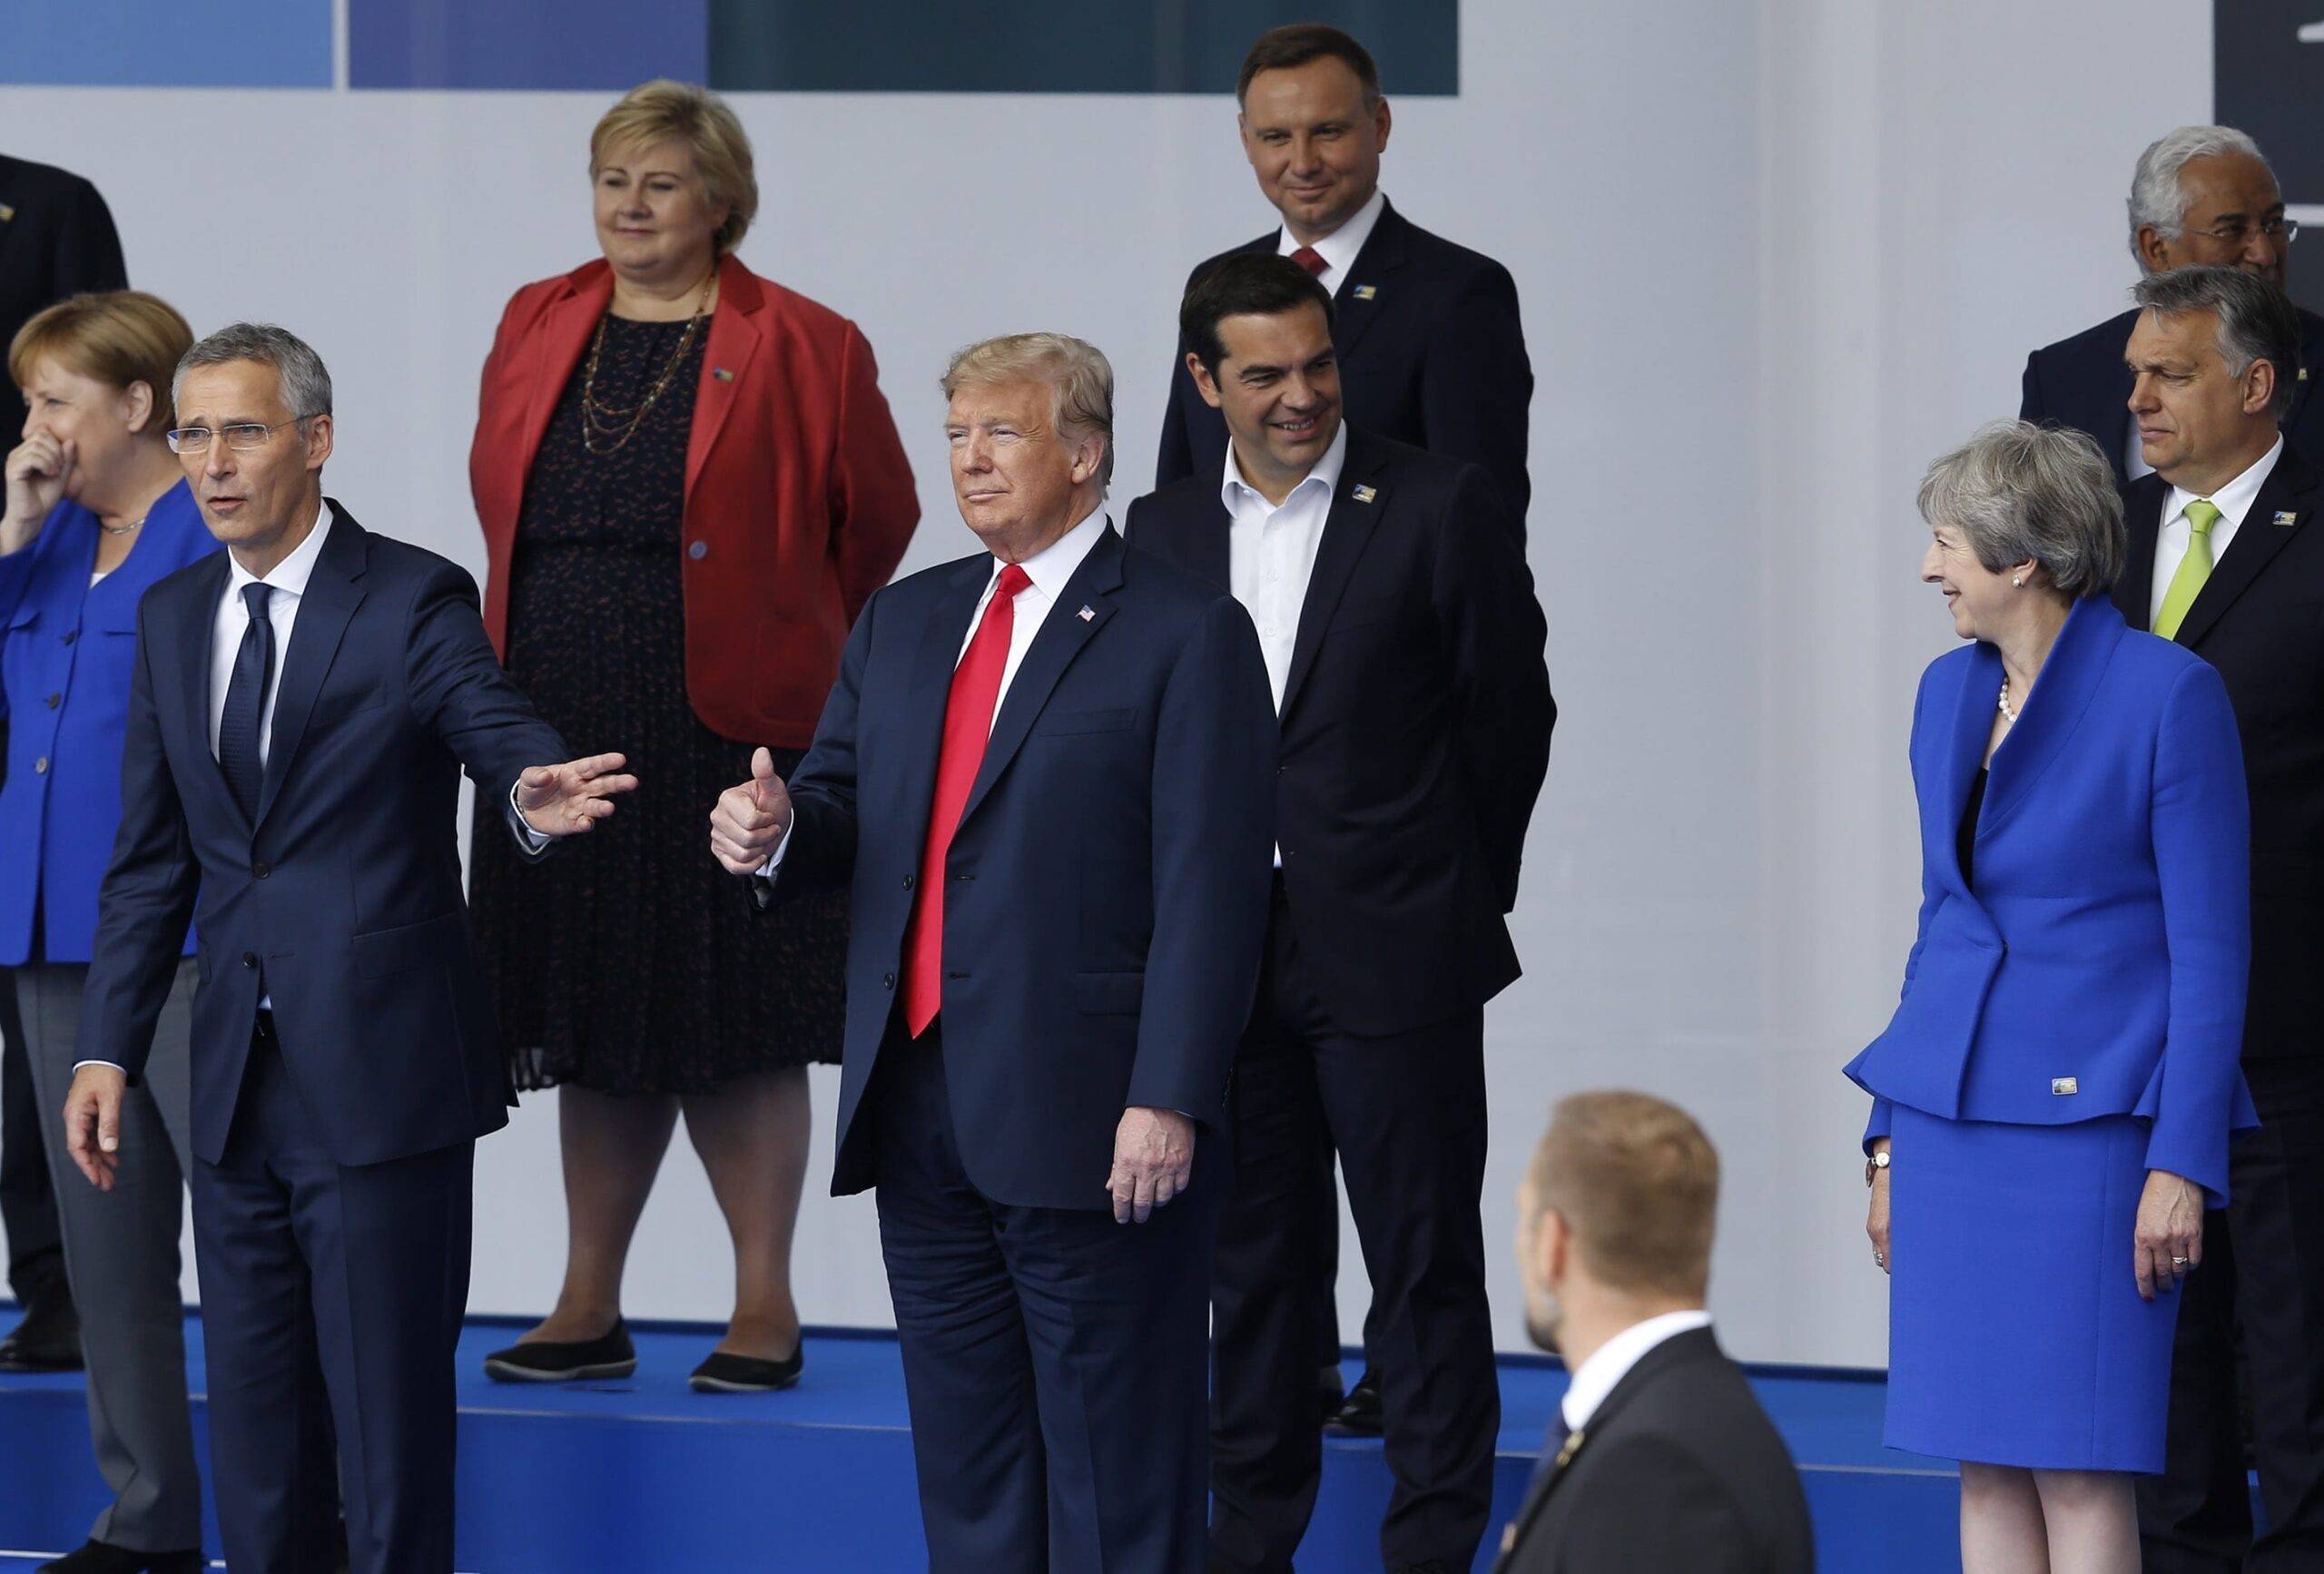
[992,506,1107,605]
[225,496,333,601]
[1559,1309,1713,1434]
[2166,435,2283,533]
[1278,186,1387,279]
[1220,421,1350,515]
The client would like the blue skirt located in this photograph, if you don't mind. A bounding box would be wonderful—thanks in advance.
[1886,1105,2181,1472]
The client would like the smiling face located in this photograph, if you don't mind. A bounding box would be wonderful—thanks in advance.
[1189,301,1342,496]
[593,137,728,290]
[174,359,330,565]
[1238,56,1390,245]
[17,355,156,502]
[2141,152,2289,290]
[2124,305,2279,493]
[944,378,1102,562]
[1921,517,2024,643]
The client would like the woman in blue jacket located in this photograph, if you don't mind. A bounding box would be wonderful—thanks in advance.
[3,291,218,1572]
[1846,420,2256,1571]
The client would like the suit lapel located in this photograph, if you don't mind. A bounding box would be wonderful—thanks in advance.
[2284,313,2322,435]
[516,266,612,493]
[2113,475,2167,631]
[897,556,995,846]
[254,504,369,828]
[2171,447,2318,651]
[1936,642,2002,904]
[1279,433,1389,721]
[684,256,764,500]
[1330,201,1412,363]
[175,552,240,825]
[1977,595,2122,844]
[955,526,1124,833]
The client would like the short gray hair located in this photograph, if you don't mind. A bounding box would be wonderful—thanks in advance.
[2132,264,2302,419]
[172,322,333,424]
[1918,420,2125,600]
[940,332,1115,487]
[2127,125,2272,262]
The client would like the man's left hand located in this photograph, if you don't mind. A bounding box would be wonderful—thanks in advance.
[1108,1107,1195,1224]
[516,753,637,837]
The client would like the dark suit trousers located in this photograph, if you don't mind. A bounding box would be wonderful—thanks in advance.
[1210,885,1498,1572]
[872,1016,1216,1574]
[2141,1053,2324,1571]
[191,1020,472,1574]
[1,965,66,1299]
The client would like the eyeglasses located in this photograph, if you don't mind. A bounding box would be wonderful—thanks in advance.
[2182,218,2300,247]
[165,417,316,455]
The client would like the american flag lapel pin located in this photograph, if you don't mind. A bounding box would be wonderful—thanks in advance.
[1077,605,1095,622]
[2276,511,2299,527]
[1353,284,1378,301]
[1352,485,1378,504]
[713,366,734,382]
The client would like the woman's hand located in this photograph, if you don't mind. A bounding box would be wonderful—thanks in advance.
[1866,1138,1892,1274]
[3,431,74,555]
[2134,1168,2204,1302]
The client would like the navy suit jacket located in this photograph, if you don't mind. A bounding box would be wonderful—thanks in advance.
[768,524,1278,1210]
[1155,199,1533,529]
[76,504,567,1169]
[1846,596,2256,1200]
[0,154,126,412]
[2020,303,2324,485]
[1126,428,1554,1038]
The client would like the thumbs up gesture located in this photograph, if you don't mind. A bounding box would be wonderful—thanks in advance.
[711,746,793,875]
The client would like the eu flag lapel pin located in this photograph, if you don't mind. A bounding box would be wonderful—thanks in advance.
[0,203,14,223]
[1352,485,1378,504]
[712,367,734,383]
[1077,605,1095,622]
[2276,511,2299,527]
[1352,284,1378,301]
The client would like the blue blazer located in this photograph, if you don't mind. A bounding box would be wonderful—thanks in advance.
[769,525,1279,1211]
[74,505,567,1168]
[1845,595,2258,1202]
[0,480,219,965]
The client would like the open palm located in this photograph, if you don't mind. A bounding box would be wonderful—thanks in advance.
[515,752,637,836]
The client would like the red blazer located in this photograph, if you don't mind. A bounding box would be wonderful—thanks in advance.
[471,255,920,746]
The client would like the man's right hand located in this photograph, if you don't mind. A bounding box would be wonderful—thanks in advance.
[3,431,74,555]
[63,1064,127,1190]
[711,746,793,875]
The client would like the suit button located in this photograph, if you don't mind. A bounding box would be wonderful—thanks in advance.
[252,861,271,879]
[33,757,48,774]
[902,874,914,890]
[241,951,258,969]
[60,630,76,645]
[687,540,709,560]
[882,971,895,990]
[44,693,61,709]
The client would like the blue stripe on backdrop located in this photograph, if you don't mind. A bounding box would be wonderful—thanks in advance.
[2,0,332,86]
[349,0,709,90]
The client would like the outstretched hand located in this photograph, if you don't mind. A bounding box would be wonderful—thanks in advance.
[516,753,637,837]
[711,746,793,875]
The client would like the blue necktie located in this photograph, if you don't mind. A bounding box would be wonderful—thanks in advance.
[218,583,274,821]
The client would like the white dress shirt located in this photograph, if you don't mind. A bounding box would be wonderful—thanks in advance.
[1559,1309,1714,1434]
[2151,436,2283,627]
[1276,186,1386,297]
[756,507,1110,879]
[1222,425,1344,713]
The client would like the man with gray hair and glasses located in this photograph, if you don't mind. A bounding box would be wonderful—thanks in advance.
[2110,265,2324,1570]
[2022,125,2323,484]
[60,322,635,1573]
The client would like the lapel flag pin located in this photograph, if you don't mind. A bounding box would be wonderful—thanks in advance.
[2300,368,2310,382]
[2276,511,2299,527]
[713,366,734,382]
[1353,284,1378,301]
[0,203,14,223]
[1077,605,1095,622]
[1352,485,1377,504]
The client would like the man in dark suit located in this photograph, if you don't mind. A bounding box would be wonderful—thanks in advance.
[1497,1091,1812,1572]
[61,323,632,1574]
[712,332,1275,1573]
[0,150,127,1372]
[2111,268,2324,1570]
[1126,254,1552,1573]
[2021,125,2322,485]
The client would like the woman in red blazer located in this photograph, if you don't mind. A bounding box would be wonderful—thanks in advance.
[468,80,918,1394]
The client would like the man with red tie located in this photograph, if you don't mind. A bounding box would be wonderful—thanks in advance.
[712,333,1277,1572]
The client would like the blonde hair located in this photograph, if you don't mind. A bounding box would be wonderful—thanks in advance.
[940,333,1116,487]
[10,290,195,433]
[1528,1091,1719,1301]
[589,80,759,256]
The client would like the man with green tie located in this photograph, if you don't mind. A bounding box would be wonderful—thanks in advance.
[2114,263,2324,1569]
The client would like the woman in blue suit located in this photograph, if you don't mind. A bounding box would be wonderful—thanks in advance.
[1846,420,2256,1572]
[2,291,218,1573]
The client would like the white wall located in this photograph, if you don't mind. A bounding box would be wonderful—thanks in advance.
[0,0,2215,1364]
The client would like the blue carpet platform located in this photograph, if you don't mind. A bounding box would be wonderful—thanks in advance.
[1,1313,1957,1571]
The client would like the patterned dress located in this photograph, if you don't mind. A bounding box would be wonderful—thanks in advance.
[468,312,846,1094]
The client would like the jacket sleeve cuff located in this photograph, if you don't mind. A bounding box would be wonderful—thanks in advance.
[1863,1097,1895,1154]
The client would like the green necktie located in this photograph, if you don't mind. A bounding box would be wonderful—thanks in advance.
[2154,498,2223,641]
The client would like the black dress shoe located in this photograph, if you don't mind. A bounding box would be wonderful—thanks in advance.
[481,1317,635,1382]
[689,1346,803,1393]
[1324,1367,1383,1437]
[0,1282,83,1372]
[37,1540,203,1572]
[1316,1362,1347,1427]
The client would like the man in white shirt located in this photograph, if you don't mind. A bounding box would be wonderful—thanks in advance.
[1497,1091,1811,1573]
[2112,266,2324,1570]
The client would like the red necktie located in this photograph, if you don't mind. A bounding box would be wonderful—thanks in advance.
[902,564,1033,1036]
[1290,246,1327,277]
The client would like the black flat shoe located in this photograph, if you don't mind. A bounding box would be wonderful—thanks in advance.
[481,1317,636,1382]
[37,1540,202,1572]
[689,1346,803,1393]
[1324,1367,1384,1437]
[1316,1362,1347,1427]
[0,1282,83,1372]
